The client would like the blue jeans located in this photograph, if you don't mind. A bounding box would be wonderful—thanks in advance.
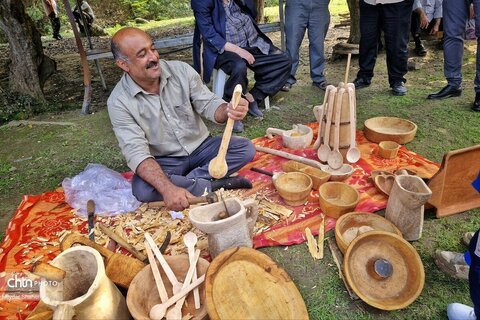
[469,230,480,318]
[443,0,480,92]
[357,0,413,86]
[132,136,255,202]
[284,0,330,85]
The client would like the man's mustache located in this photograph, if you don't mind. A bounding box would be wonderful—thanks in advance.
[146,60,159,69]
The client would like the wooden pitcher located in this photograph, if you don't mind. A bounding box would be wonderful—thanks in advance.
[39,246,131,320]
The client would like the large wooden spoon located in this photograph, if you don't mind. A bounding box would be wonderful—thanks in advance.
[144,240,169,303]
[145,233,183,295]
[184,232,200,309]
[345,87,360,163]
[208,84,243,179]
[313,85,334,150]
[328,88,344,170]
[318,87,337,162]
[165,250,201,320]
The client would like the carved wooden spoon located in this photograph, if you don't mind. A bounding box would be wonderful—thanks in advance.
[208,84,243,179]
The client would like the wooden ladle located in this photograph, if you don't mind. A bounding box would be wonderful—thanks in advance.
[208,84,243,179]
[145,233,183,295]
[165,250,201,320]
[184,232,200,309]
[327,88,345,169]
[313,85,335,150]
[150,253,202,320]
[345,87,360,163]
[318,87,337,162]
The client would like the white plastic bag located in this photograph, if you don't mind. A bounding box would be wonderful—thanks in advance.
[62,163,140,217]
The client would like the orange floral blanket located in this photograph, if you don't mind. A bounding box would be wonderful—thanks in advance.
[0,123,439,319]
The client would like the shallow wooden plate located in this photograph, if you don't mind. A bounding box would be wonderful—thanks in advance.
[364,117,417,144]
[205,247,308,320]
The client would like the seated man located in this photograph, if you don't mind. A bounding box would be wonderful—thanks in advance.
[192,0,292,132]
[107,27,255,211]
[411,0,443,56]
[73,0,95,36]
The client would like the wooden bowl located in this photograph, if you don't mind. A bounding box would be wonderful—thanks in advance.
[344,231,425,310]
[282,160,331,190]
[321,164,355,181]
[319,182,360,218]
[205,247,308,320]
[274,172,312,206]
[335,212,402,254]
[364,117,417,144]
[378,141,400,159]
[126,254,210,320]
[373,175,395,195]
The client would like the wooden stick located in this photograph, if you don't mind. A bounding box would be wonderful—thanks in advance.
[344,53,352,84]
[145,240,169,303]
[99,224,147,262]
[255,146,324,170]
[32,262,66,282]
[318,217,324,259]
[326,238,359,300]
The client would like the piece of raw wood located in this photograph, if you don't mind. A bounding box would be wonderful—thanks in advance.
[255,146,324,170]
[208,85,242,179]
[25,301,53,320]
[260,200,293,217]
[145,240,169,303]
[32,262,66,281]
[305,227,320,260]
[318,218,324,259]
[98,224,147,262]
[428,144,480,217]
[344,53,351,84]
[326,237,359,300]
[205,247,308,320]
[61,233,145,288]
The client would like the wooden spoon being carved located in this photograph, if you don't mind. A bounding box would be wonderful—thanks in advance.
[208,85,243,179]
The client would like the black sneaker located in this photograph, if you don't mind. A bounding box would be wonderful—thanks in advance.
[312,81,328,90]
[353,77,371,89]
[392,81,407,96]
[281,83,292,92]
[415,43,427,56]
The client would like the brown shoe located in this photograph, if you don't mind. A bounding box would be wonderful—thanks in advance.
[434,250,469,280]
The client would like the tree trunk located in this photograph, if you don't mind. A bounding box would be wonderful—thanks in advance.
[347,0,360,44]
[0,0,56,101]
[254,0,265,24]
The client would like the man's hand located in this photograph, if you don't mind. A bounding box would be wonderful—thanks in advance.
[419,12,429,29]
[430,25,439,35]
[227,97,248,120]
[161,185,194,211]
[237,48,255,65]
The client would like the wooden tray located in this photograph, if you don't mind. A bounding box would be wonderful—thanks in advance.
[205,247,308,320]
[428,144,480,218]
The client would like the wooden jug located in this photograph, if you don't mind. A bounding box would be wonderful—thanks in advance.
[39,246,131,320]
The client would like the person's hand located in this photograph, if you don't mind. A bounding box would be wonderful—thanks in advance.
[470,4,475,20]
[420,12,429,29]
[430,25,439,35]
[226,97,248,120]
[161,185,194,211]
[237,48,255,65]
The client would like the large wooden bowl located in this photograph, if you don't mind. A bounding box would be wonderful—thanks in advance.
[319,182,360,218]
[205,247,308,320]
[126,255,210,320]
[364,117,417,144]
[274,172,312,206]
[344,231,425,310]
[335,212,402,254]
[282,160,331,190]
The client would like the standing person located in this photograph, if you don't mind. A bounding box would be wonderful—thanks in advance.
[411,0,443,56]
[281,0,331,92]
[447,229,479,320]
[427,0,480,112]
[352,0,415,96]
[107,27,255,211]
[73,0,95,36]
[42,0,62,40]
[191,0,292,133]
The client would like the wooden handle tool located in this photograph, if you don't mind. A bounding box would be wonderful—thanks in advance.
[98,224,147,262]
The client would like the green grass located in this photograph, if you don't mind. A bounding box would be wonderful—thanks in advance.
[3,0,480,318]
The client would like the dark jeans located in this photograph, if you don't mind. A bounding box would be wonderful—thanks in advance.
[469,230,480,318]
[73,11,93,35]
[48,12,61,38]
[214,46,291,102]
[411,12,443,39]
[131,136,255,202]
[357,0,414,86]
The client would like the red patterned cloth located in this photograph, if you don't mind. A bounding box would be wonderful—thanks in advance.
[0,123,440,319]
